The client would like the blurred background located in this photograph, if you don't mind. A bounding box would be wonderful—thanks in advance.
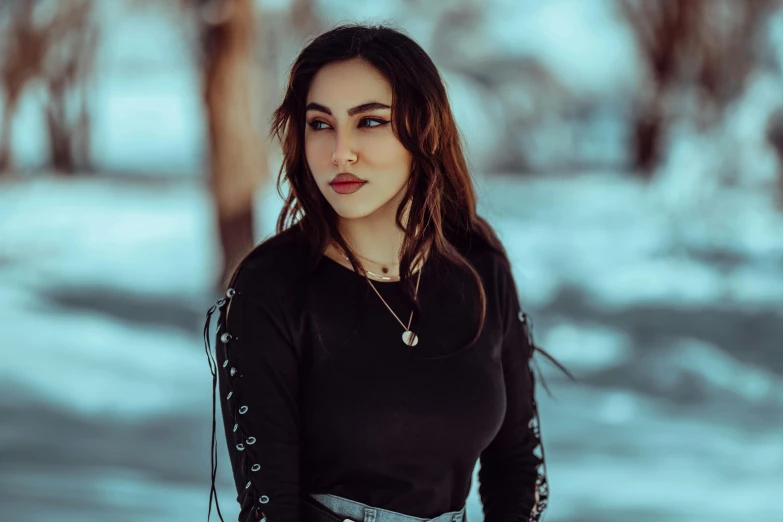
[1,0,782,521]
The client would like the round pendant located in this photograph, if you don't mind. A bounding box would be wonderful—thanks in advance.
[402,330,419,346]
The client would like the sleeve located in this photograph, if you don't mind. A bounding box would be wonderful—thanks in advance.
[477,262,549,522]
[205,266,302,522]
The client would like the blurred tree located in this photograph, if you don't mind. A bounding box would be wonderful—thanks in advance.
[0,0,96,174]
[694,0,779,119]
[41,0,97,174]
[290,0,322,41]
[619,0,706,177]
[693,0,781,191]
[131,0,323,290]
[766,107,783,210]
[0,1,45,173]
[197,0,268,290]
[620,0,781,178]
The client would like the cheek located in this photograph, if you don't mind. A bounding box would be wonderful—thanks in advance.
[366,136,411,173]
[305,134,332,170]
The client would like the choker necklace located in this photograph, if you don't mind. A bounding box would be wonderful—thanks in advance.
[339,252,422,282]
[353,252,399,275]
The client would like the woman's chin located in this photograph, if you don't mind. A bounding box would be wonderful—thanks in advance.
[330,203,380,220]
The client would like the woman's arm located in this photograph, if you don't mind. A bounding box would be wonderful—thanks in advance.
[477,262,548,522]
[210,265,302,522]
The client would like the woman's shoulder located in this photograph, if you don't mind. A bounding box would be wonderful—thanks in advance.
[459,226,513,282]
[229,224,313,297]
[242,224,309,268]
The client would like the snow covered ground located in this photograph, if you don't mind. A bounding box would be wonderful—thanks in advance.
[3,0,783,519]
[1,173,781,522]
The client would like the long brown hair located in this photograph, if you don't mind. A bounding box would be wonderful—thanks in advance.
[229,23,561,364]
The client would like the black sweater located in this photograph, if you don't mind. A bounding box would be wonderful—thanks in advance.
[204,224,549,522]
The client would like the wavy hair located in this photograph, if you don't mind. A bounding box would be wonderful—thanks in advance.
[231,23,568,368]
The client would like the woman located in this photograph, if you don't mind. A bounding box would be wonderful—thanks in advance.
[204,23,564,522]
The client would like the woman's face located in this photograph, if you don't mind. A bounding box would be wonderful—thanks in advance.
[305,58,412,221]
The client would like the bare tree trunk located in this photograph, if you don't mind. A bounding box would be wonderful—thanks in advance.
[767,108,783,211]
[622,0,780,180]
[201,0,267,291]
[0,1,42,174]
[620,0,705,176]
[0,95,13,172]
[74,90,92,172]
[43,0,95,174]
[46,78,76,172]
[0,0,94,174]
[632,109,663,176]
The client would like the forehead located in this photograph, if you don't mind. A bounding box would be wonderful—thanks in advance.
[306,58,392,107]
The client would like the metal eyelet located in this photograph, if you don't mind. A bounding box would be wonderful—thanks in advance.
[223,359,229,368]
[259,496,269,504]
[216,298,227,307]
[246,437,256,445]
[251,464,261,472]
[233,423,238,432]
[226,391,233,400]
[245,481,252,489]
[226,288,236,298]
[230,367,237,376]
[238,405,248,414]
[518,311,526,322]
[236,443,245,451]
[220,333,232,343]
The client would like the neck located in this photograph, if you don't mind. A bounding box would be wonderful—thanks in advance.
[337,199,409,267]
[329,184,429,275]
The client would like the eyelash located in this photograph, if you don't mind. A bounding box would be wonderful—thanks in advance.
[307,117,390,132]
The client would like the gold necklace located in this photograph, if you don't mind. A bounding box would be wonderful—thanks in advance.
[367,267,423,346]
[354,251,399,276]
[339,252,422,282]
[337,249,424,345]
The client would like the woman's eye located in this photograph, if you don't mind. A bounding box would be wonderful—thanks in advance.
[308,120,330,131]
[359,118,389,129]
[308,118,388,131]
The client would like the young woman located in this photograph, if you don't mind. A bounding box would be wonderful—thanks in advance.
[204,23,564,522]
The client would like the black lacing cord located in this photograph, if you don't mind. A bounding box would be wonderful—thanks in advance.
[208,282,266,522]
[519,311,572,522]
[204,299,227,522]
[522,312,576,396]
[527,381,549,522]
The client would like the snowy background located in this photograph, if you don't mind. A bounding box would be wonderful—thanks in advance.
[2,1,783,521]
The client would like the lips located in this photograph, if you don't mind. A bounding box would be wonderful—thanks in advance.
[330,172,365,184]
[330,181,366,194]
[329,173,367,194]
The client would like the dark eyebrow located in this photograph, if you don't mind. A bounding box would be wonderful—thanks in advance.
[305,101,391,116]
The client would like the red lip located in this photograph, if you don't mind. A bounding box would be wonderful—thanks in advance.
[329,172,366,194]
[330,172,365,184]
[330,181,366,194]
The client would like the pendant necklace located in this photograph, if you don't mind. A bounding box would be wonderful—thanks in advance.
[367,266,422,346]
[339,251,424,346]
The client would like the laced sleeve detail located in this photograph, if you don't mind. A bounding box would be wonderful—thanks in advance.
[477,261,550,522]
[204,266,301,522]
[519,311,550,521]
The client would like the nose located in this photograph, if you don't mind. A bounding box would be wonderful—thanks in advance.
[332,129,357,166]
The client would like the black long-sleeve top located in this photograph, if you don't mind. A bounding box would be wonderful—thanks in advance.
[204,224,549,522]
